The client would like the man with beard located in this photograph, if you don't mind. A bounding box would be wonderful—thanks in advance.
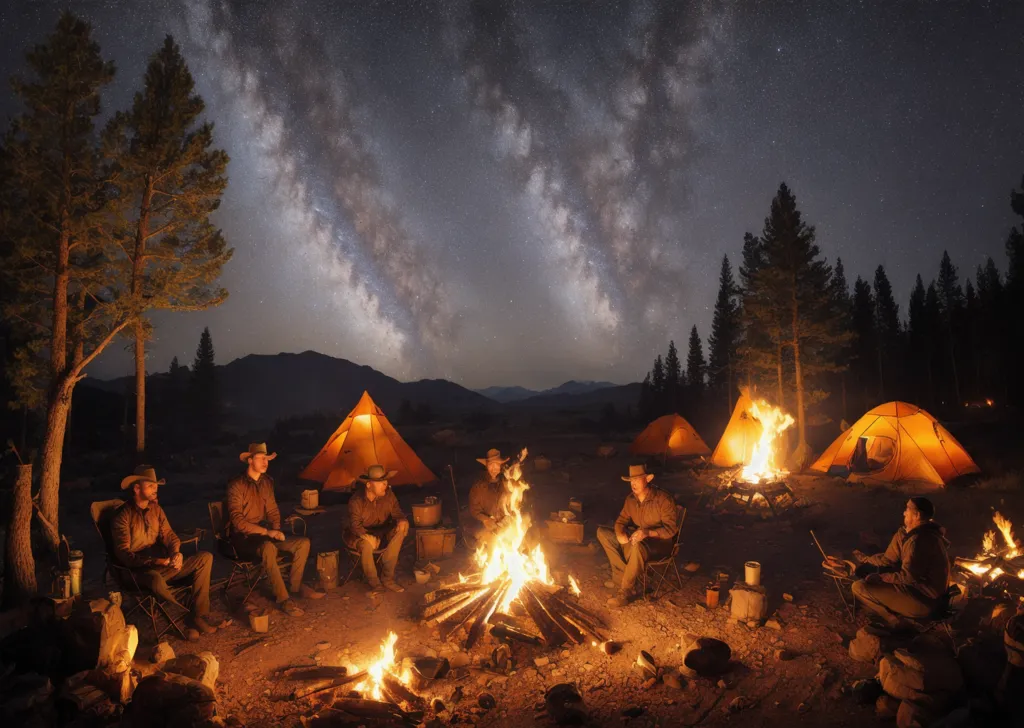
[227,443,321,616]
[112,465,217,635]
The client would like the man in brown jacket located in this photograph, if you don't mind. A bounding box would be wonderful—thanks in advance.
[597,465,678,607]
[226,443,319,617]
[836,497,950,626]
[111,465,216,634]
[343,465,409,593]
[466,449,510,547]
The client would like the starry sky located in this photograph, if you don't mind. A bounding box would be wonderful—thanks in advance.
[2,1,1022,390]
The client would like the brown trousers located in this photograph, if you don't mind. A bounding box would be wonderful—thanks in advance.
[232,535,311,603]
[349,521,408,586]
[133,551,213,618]
[597,526,673,594]
[851,579,934,624]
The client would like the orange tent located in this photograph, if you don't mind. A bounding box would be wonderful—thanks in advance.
[630,414,710,458]
[710,388,763,467]
[299,391,438,491]
[809,401,980,486]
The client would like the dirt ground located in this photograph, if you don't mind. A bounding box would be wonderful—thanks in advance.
[57,427,1024,728]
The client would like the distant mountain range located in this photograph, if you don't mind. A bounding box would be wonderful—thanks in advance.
[474,380,619,403]
[83,351,638,427]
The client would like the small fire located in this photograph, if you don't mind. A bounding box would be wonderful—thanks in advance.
[740,400,795,483]
[993,512,1020,559]
[355,631,414,702]
[965,511,1023,583]
[568,574,581,596]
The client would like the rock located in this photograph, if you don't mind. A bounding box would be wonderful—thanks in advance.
[897,699,936,728]
[797,702,810,714]
[315,641,331,652]
[662,672,685,690]
[120,673,216,728]
[774,649,795,662]
[717,679,727,689]
[851,678,883,705]
[876,694,900,718]
[621,705,644,718]
[151,642,176,665]
[431,698,446,713]
[163,652,220,690]
[478,693,496,710]
[729,696,751,713]
[765,619,782,631]
[534,656,550,668]
[849,627,885,664]
[683,562,701,573]
[679,634,731,678]
[1,673,53,715]
[641,677,657,690]
[450,653,471,668]
[545,683,586,725]
[783,593,794,602]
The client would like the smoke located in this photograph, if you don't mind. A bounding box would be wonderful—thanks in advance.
[183,0,457,373]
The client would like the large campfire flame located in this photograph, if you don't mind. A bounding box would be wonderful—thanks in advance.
[354,631,411,701]
[739,400,795,483]
[964,511,1024,581]
[474,457,554,612]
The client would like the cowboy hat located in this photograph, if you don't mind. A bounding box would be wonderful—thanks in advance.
[359,464,398,482]
[621,464,655,483]
[240,442,278,463]
[121,465,166,490]
[476,448,510,466]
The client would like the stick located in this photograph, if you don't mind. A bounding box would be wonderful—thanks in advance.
[465,581,510,649]
[490,622,543,646]
[439,584,500,639]
[433,585,495,629]
[277,665,349,680]
[422,590,478,620]
[532,588,585,644]
[809,530,830,560]
[424,581,485,604]
[382,675,428,712]
[519,585,568,646]
[291,670,366,699]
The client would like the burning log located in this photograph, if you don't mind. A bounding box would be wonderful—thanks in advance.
[381,675,428,712]
[953,511,1024,600]
[465,582,511,649]
[326,696,423,725]
[489,623,542,645]
[290,670,366,700]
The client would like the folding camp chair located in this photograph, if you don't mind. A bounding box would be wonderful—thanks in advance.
[207,501,303,607]
[640,506,688,600]
[90,499,192,641]
[342,544,387,587]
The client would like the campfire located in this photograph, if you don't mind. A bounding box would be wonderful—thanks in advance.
[423,453,608,650]
[954,511,1024,598]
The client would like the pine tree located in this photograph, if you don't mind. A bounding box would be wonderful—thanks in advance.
[169,356,181,375]
[873,265,901,400]
[1005,176,1024,406]
[637,373,655,422]
[975,258,1005,399]
[907,275,932,405]
[651,355,666,415]
[663,341,682,413]
[0,14,128,549]
[737,232,779,395]
[924,282,942,406]
[964,279,979,399]
[827,258,852,419]
[751,182,850,460]
[189,326,220,436]
[106,36,232,454]
[936,251,964,404]
[851,277,877,411]
[685,325,706,399]
[708,254,741,415]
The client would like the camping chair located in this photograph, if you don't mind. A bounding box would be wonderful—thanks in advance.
[902,584,961,650]
[640,506,688,600]
[90,499,192,641]
[207,501,303,607]
[342,544,387,587]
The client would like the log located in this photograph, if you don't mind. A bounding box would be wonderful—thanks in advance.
[551,593,607,628]
[551,595,608,638]
[465,582,511,649]
[291,670,366,700]
[328,697,423,724]
[532,588,585,644]
[278,666,349,680]
[423,590,478,620]
[424,581,485,604]
[489,623,542,646]
[519,584,568,647]
[439,584,499,639]
[382,675,428,712]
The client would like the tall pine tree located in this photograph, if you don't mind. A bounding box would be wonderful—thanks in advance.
[663,341,682,414]
[936,251,964,404]
[850,277,877,411]
[0,14,129,548]
[1005,176,1024,406]
[189,326,220,437]
[827,258,852,420]
[708,254,741,416]
[873,265,901,400]
[685,326,706,400]
[106,36,232,454]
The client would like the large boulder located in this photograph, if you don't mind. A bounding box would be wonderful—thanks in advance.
[849,626,887,664]
[679,634,731,678]
[120,673,217,728]
[164,652,219,691]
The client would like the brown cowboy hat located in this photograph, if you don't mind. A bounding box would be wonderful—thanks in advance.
[240,442,278,463]
[476,448,510,466]
[359,464,398,482]
[621,464,655,483]
[121,465,166,490]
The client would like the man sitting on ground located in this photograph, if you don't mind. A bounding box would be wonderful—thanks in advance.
[227,442,322,617]
[597,464,679,608]
[828,497,950,626]
[343,464,410,594]
[112,465,217,635]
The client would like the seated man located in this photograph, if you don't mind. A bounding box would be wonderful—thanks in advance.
[597,464,678,608]
[112,465,216,635]
[835,497,950,626]
[227,443,320,617]
[467,449,510,547]
[343,464,410,594]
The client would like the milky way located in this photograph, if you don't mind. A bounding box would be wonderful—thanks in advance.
[1,0,1021,389]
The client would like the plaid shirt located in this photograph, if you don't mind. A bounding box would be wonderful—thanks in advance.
[111,501,180,569]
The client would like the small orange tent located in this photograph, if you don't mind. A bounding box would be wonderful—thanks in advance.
[630,414,710,458]
[710,388,763,468]
[299,391,438,491]
[809,401,979,486]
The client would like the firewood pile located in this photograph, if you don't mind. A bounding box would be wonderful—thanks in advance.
[422,577,608,650]
[952,511,1024,601]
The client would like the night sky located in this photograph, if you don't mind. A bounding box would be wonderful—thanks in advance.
[2,1,1022,390]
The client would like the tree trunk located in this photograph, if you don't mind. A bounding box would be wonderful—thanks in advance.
[132,178,154,455]
[3,464,37,608]
[775,338,784,408]
[726,360,734,417]
[38,376,74,551]
[135,320,146,454]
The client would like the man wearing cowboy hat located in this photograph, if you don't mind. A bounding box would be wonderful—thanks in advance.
[466,448,511,547]
[112,465,217,634]
[343,464,409,593]
[226,443,319,616]
[596,464,679,607]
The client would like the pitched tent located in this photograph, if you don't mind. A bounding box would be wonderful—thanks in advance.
[299,391,438,491]
[710,388,763,468]
[630,414,711,458]
[809,401,980,486]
